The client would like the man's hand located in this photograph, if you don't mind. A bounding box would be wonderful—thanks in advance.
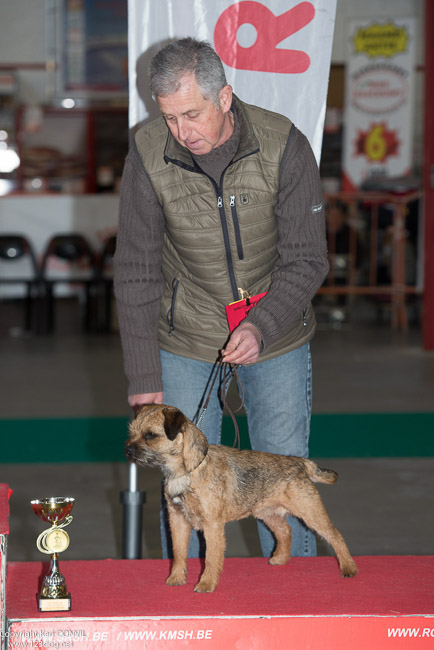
[128,392,164,414]
[222,322,262,365]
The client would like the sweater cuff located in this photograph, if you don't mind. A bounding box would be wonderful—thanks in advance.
[242,319,265,353]
[128,373,163,397]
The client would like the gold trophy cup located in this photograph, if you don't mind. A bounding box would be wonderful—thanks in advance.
[31,496,75,611]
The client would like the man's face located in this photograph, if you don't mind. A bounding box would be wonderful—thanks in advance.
[157,74,233,155]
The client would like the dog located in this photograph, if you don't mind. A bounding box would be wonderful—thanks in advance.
[125,404,358,592]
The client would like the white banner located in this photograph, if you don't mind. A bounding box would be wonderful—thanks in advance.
[127,0,337,163]
[342,18,416,190]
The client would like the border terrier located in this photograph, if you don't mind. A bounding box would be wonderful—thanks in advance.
[125,404,358,593]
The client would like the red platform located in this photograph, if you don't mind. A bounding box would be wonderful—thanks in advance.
[5,556,434,649]
[0,484,10,536]
[1,484,11,646]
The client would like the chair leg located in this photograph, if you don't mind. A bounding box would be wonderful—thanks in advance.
[24,281,33,332]
[42,282,55,333]
[84,282,92,332]
[34,281,45,335]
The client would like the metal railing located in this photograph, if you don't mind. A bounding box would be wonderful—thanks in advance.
[318,190,422,329]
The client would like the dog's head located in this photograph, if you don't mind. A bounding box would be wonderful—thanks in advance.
[125,404,209,475]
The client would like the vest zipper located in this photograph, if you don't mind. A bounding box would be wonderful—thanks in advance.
[230,195,244,260]
[166,159,256,303]
[166,277,179,335]
[217,195,239,300]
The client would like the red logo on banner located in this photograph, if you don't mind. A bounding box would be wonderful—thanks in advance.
[354,123,400,163]
[214,1,315,74]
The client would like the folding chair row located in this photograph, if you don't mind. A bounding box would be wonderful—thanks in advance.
[0,232,117,334]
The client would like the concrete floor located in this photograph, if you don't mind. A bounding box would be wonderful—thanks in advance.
[1,296,434,563]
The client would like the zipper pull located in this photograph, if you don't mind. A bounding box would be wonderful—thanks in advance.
[237,287,251,300]
[230,195,235,207]
[217,197,223,208]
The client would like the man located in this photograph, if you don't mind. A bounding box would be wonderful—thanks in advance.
[114,37,329,559]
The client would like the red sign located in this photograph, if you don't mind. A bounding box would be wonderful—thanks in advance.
[214,1,315,73]
[7,616,434,649]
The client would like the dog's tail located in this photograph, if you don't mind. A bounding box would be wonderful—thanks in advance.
[303,459,338,484]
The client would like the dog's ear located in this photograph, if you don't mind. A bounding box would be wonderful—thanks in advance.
[182,424,209,473]
[162,407,186,441]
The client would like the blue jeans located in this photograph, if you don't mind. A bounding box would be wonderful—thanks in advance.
[159,343,317,559]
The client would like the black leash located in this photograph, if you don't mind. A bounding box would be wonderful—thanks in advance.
[193,356,244,449]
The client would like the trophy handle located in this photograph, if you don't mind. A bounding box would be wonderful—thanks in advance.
[36,516,73,554]
[36,530,53,555]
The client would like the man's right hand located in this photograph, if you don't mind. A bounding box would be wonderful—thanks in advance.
[128,392,164,414]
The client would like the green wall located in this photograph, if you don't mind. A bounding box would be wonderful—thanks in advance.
[1,413,433,463]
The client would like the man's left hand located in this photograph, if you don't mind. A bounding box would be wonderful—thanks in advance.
[222,322,261,365]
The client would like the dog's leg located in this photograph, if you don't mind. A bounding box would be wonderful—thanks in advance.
[284,485,358,577]
[194,523,226,593]
[259,513,292,565]
[166,506,191,586]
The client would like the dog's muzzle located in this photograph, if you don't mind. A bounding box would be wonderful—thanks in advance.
[124,443,137,462]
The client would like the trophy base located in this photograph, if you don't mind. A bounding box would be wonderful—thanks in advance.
[38,594,71,612]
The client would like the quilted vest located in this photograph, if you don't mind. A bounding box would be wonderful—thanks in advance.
[134,96,315,363]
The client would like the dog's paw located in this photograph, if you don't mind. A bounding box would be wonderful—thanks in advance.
[166,570,187,587]
[194,579,217,593]
[268,554,290,566]
[340,560,358,578]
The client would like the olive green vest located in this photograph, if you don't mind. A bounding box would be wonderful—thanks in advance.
[134,96,315,363]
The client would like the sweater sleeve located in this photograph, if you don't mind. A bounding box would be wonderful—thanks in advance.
[244,126,329,350]
[113,145,165,395]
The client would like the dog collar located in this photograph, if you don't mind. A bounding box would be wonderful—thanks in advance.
[190,452,208,473]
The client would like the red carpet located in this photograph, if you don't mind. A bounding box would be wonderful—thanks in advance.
[6,555,434,619]
[6,557,434,649]
[3,477,434,649]
[0,483,11,535]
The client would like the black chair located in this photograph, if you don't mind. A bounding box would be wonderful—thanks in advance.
[40,233,97,332]
[95,234,117,332]
[0,234,40,332]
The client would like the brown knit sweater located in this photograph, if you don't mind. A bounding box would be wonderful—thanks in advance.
[114,106,328,396]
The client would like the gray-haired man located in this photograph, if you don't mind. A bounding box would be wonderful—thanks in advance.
[114,37,329,560]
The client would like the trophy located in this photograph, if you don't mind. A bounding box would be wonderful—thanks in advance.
[31,497,75,612]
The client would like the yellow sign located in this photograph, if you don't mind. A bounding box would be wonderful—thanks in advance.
[355,123,400,163]
[353,23,408,58]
